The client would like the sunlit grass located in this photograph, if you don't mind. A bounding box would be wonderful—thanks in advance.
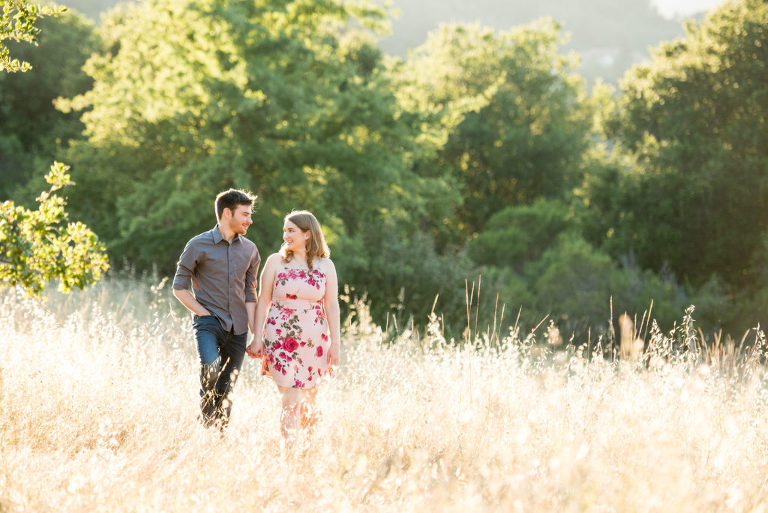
[2,279,768,512]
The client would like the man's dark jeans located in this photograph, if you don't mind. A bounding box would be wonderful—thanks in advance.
[193,315,247,429]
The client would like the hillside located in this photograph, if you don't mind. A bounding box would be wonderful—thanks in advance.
[378,0,689,83]
[60,0,691,83]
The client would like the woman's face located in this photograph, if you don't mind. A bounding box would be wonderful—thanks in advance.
[283,220,308,251]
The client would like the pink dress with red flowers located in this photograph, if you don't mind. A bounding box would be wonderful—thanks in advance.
[264,263,330,389]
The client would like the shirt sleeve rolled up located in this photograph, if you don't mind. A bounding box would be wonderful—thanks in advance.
[244,249,260,302]
[173,240,197,290]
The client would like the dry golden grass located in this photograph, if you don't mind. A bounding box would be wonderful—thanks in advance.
[2,280,768,512]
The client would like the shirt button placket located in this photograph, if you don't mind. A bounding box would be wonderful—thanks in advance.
[227,243,231,330]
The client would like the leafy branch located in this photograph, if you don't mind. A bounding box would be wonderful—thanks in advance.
[0,162,109,295]
[1,0,67,72]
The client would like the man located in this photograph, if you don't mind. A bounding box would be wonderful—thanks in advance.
[173,189,260,429]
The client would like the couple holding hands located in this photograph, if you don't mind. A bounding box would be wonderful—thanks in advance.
[172,189,340,438]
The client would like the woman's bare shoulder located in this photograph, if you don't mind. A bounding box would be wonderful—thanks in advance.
[263,253,283,271]
[315,257,336,275]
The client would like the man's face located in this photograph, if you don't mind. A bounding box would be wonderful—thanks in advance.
[226,204,253,235]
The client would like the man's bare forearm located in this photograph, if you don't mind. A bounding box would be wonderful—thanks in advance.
[172,288,211,316]
[246,300,257,334]
[252,298,270,342]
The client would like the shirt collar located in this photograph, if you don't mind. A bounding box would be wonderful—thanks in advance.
[211,225,241,245]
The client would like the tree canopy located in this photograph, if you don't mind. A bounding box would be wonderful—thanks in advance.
[398,21,593,236]
[583,0,768,329]
[0,10,97,198]
[60,0,468,321]
[4,0,767,337]
[1,1,108,296]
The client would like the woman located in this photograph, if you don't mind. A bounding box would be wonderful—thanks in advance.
[246,210,340,439]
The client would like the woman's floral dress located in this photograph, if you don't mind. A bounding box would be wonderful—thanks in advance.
[264,264,330,389]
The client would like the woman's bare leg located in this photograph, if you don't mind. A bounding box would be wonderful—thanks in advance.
[278,386,302,440]
[300,386,320,433]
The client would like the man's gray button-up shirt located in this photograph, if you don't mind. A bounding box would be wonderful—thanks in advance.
[173,225,260,335]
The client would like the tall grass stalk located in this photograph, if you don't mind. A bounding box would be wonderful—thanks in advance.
[2,280,768,512]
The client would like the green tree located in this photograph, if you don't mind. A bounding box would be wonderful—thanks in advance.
[523,234,689,338]
[60,0,466,322]
[469,198,573,269]
[0,162,109,294]
[595,0,768,290]
[1,0,108,295]
[468,197,693,338]
[398,21,593,236]
[0,11,98,198]
[1,0,66,72]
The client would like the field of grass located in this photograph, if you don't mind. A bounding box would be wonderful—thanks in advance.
[2,279,768,512]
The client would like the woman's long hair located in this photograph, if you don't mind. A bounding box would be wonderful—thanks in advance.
[280,210,330,269]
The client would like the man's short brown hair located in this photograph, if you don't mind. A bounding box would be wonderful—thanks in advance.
[215,189,256,220]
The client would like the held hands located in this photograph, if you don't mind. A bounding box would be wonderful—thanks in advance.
[246,337,264,359]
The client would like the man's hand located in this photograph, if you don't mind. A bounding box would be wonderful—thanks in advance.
[246,338,264,359]
[173,288,211,317]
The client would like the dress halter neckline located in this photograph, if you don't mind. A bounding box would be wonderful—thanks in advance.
[281,258,325,272]
[277,263,326,278]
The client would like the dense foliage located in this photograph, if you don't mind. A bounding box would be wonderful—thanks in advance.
[1,2,108,295]
[0,0,67,72]
[585,0,768,331]
[0,11,97,197]
[2,0,766,338]
[0,161,109,294]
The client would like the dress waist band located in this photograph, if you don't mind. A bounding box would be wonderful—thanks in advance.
[274,297,322,304]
